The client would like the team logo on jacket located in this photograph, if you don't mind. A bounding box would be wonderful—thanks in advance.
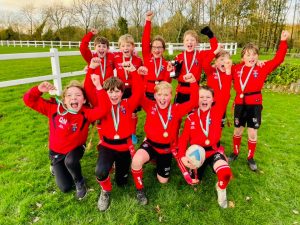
[253,70,258,78]
[59,117,67,125]
[120,105,126,114]
[151,106,157,115]
[194,59,199,66]
[160,65,165,72]
[72,123,78,132]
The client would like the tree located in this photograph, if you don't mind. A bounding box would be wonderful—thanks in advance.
[118,17,128,35]
[21,3,36,37]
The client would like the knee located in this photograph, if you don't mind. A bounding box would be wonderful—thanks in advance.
[157,175,169,184]
[234,127,243,136]
[64,157,79,169]
[95,165,109,181]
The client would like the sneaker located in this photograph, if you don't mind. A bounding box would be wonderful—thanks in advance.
[98,190,111,211]
[248,158,257,171]
[132,134,138,145]
[228,153,238,162]
[75,179,87,200]
[136,189,148,205]
[50,165,55,176]
[216,183,228,208]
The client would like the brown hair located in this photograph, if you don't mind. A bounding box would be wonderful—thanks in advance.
[103,77,125,92]
[216,50,230,59]
[241,43,259,58]
[151,35,166,49]
[200,85,214,97]
[94,36,109,48]
[118,34,135,47]
[154,81,172,93]
[62,80,86,100]
[183,30,199,42]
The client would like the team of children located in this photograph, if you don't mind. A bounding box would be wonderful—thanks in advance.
[23,10,290,211]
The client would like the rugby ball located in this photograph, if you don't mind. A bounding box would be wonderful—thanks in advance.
[185,145,206,168]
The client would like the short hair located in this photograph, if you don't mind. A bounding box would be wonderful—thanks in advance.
[183,30,198,42]
[151,35,166,49]
[103,76,125,92]
[118,34,135,47]
[154,81,172,93]
[241,43,259,58]
[200,85,214,97]
[94,36,109,48]
[216,50,231,59]
[62,80,87,101]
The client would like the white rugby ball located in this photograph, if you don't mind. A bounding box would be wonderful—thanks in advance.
[185,144,206,168]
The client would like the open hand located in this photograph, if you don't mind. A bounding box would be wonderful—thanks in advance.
[38,81,56,93]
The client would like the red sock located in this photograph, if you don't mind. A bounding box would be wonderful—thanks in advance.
[132,115,138,134]
[97,176,112,192]
[131,168,144,190]
[215,165,232,189]
[247,139,257,159]
[233,135,242,155]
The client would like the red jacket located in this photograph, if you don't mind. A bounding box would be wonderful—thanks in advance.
[174,37,218,94]
[142,20,171,94]
[23,87,109,154]
[98,70,143,151]
[178,97,227,159]
[232,40,287,105]
[142,82,199,154]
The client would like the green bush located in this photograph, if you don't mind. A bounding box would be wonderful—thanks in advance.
[266,64,300,85]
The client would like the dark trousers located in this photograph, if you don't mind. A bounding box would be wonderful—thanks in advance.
[49,145,85,192]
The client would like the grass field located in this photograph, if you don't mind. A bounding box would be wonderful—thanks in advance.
[0,46,300,225]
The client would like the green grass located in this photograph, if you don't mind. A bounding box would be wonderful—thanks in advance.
[0,47,300,224]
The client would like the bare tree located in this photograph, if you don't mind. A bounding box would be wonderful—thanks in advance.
[21,3,36,37]
[46,2,69,34]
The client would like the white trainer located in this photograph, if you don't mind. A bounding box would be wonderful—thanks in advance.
[216,183,228,208]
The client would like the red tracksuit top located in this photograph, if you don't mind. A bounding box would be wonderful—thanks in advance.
[174,37,218,94]
[232,40,288,105]
[142,20,171,94]
[202,50,232,107]
[141,82,199,154]
[114,52,143,87]
[23,87,109,154]
[178,97,227,159]
[99,70,143,151]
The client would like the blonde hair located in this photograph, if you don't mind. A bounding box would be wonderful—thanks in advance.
[154,81,172,93]
[118,34,135,47]
[241,43,259,58]
[62,80,86,101]
[183,30,198,42]
[216,50,231,59]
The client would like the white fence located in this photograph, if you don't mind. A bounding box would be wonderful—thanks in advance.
[0,40,238,55]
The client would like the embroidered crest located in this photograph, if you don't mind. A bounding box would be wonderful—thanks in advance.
[59,117,67,125]
[253,70,258,78]
[120,105,126,114]
[71,123,78,132]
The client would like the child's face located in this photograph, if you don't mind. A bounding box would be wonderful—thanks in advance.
[151,40,164,58]
[119,42,134,58]
[184,34,197,52]
[63,87,86,112]
[95,43,109,58]
[107,87,123,105]
[154,88,172,109]
[215,55,230,72]
[198,89,213,111]
[242,50,258,67]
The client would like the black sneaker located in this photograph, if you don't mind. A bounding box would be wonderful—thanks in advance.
[136,189,148,205]
[228,153,238,162]
[98,190,111,211]
[75,179,87,200]
[247,158,257,171]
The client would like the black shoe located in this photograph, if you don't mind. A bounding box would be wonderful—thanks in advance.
[98,190,111,211]
[75,179,87,200]
[136,189,148,205]
[248,158,257,171]
[228,153,238,162]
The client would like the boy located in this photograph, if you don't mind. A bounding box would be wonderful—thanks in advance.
[229,30,290,171]
[142,11,172,101]
[23,75,109,200]
[93,61,143,211]
[114,34,143,144]
[131,74,199,205]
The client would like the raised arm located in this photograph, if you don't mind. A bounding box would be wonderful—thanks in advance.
[142,11,154,59]
[80,28,98,64]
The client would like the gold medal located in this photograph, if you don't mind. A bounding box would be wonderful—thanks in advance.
[163,131,168,138]
[155,81,159,85]
[240,93,244,98]
[125,82,129,86]
[114,134,120,139]
[205,139,210,145]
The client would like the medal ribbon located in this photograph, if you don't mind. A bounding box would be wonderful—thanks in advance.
[99,56,107,80]
[198,109,210,138]
[154,57,162,79]
[156,104,172,130]
[239,65,255,93]
[184,50,196,74]
[215,68,222,90]
[55,97,77,115]
[122,55,132,81]
[111,103,120,132]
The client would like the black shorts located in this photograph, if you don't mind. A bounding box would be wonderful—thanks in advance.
[234,104,262,129]
[195,152,227,181]
[139,141,172,178]
[174,92,190,104]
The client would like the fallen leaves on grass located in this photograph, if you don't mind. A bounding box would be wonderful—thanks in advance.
[228,201,235,208]
[36,203,42,208]
[292,209,299,215]
[33,217,40,223]
[246,196,251,201]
